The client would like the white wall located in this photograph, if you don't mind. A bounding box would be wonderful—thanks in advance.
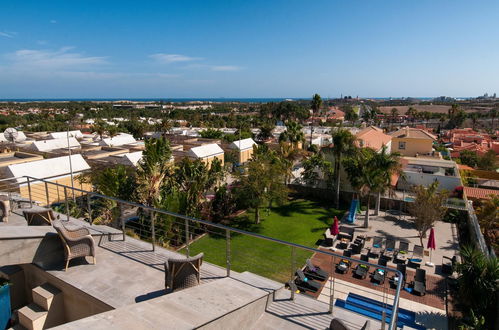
[398,171,462,191]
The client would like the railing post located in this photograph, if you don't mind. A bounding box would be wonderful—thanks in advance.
[64,186,70,221]
[44,181,50,206]
[87,193,92,225]
[290,246,296,300]
[226,229,231,277]
[27,177,33,208]
[329,255,335,314]
[151,211,156,251]
[185,218,190,257]
[120,202,126,241]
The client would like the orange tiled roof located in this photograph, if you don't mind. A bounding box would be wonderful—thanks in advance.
[389,127,437,140]
[356,126,391,151]
[463,186,499,200]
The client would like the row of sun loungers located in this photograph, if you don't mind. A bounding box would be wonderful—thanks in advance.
[294,256,426,296]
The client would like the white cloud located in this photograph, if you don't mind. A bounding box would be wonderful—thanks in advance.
[0,31,16,38]
[8,47,107,69]
[211,65,242,71]
[150,53,201,63]
[50,20,57,24]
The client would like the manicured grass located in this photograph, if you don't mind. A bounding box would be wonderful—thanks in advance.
[184,199,345,282]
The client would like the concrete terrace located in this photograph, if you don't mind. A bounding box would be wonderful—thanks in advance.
[1,208,376,330]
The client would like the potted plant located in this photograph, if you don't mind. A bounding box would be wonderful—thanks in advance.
[0,277,11,329]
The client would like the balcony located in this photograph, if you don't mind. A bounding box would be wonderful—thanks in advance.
[0,176,411,329]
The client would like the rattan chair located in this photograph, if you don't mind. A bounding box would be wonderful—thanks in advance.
[23,208,57,226]
[0,196,9,222]
[53,220,96,271]
[164,253,204,292]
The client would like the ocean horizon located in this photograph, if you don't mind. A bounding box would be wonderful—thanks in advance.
[0,97,451,103]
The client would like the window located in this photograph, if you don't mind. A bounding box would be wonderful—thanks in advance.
[398,141,406,150]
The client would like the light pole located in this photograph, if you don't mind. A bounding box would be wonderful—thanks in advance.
[67,123,76,202]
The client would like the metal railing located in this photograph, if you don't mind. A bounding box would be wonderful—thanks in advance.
[1,175,404,329]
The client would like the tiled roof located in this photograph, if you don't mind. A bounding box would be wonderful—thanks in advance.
[389,128,436,140]
[463,186,499,200]
[356,126,391,151]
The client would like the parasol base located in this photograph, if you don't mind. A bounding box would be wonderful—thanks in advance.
[425,261,434,267]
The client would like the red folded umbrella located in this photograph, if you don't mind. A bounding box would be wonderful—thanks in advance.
[427,227,436,250]
[331,216,340,236]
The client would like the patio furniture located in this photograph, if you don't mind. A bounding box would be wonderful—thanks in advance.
[0,196,9,222]
[369,237,384,258]
[389,263,407,288]
[164,253,204,292]
[350,236,365,255]
[338,238,350,249]
[23,208,57,226]
[52,220,96,271]
[381,238,396,260]
[338,226,355,241]
[336,259,351,274]
[354,255,370,279]
[372,268,386,285]
[412,268,426,296]
[408,245,424,268]
[343,250,352,257]
[330,318,370,330]
[324,228,335,247]
[295,269,321,293]
[395,241,410,263]
[442,256,457,275]
[304,259,328,281]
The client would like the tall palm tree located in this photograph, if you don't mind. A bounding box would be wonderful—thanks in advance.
[371,146,402,215]
[331,129,357,208]
[342,148,377,228]
[279,121,305,150]
[311,93,322,115]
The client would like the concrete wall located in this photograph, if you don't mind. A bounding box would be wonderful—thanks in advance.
[391,137,432,157]
[21,264,113,323]
[191,154,224,168]
[397,171,462,191]
[238,148,253,164]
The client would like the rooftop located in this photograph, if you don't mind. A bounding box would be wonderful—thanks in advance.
[389,128,437,140]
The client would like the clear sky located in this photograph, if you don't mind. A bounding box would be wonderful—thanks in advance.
[1,0,498,99]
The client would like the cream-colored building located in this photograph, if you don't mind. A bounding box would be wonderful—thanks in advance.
[389,128,436,157]
[228,138,257,164]
[187,143,224,167]
[2,154,91,204]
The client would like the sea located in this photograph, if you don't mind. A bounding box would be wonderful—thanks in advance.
[0,97,442,103]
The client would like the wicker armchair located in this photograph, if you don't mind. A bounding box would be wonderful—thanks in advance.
[164,253,204,292]
[23,208,57,226]
[0,196,10,222]
[52,220,96,271]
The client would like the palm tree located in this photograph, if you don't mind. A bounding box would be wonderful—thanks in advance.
[455,246,499,328]
[406,107,417,127]
[390,108,399,130]
[311,93,322,115]
[92,120,107,140]
[476,195,499,251]
[342,148,377,228]
[257,122,275,142]
[371,146,402,215]
[279,121,305,150]
[157,118,172,138]
[331,129,357,209]
[489,108,497,131]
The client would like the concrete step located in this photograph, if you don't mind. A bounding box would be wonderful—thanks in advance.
[231,271,284,293]
[32,283,61,311]
[18,304,47,330]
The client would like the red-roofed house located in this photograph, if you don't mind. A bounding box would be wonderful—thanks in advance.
[355,126,392,153]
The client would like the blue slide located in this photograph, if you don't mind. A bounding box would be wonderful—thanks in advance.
[346,199,359,223]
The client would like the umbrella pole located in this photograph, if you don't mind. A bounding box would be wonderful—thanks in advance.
[426,249,434,267]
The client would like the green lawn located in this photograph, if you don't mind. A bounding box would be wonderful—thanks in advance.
[183,199,345,282]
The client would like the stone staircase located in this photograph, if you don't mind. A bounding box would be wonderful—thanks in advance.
[16,283,64,330]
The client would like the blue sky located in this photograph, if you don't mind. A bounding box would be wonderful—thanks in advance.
[1,0,498,98]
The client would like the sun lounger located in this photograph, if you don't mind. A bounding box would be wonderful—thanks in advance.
[395,241,409,263]
[390,264,407,288]
[412,268,426,296]
[354,255,370,279]
[336,259,351,274]
[372,268,386,284]
[369,237,384,257]
[381,238,396,260]
[408,245,424,268]
[295,269,321,293]
[304,259,328,281]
